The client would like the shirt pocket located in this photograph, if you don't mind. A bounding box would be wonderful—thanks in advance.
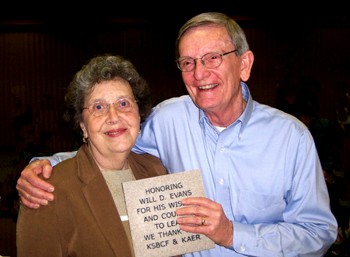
[235,190,285,223]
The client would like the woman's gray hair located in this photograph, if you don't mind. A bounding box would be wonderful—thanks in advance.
[175,12,250,58]
[64,54,151,128]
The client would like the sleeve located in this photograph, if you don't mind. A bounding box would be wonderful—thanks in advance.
[132,107,161,158]
[30,151,78,166]
[232,131,338,256]
[16,202,63,257]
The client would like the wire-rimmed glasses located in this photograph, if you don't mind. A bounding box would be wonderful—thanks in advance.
[176,50,237,72]
[83,97,138,117]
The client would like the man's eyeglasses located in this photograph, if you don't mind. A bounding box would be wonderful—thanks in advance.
[176,50,237,72]
[83,98,138,117]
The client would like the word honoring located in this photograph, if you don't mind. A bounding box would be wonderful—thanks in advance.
[145,182,183,194]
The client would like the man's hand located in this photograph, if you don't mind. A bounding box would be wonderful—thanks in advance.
[176,197,233,248]
[16,159,55,209]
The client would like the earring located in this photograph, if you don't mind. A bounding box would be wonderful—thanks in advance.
[83,136,88,143]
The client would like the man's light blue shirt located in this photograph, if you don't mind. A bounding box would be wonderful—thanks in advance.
[132,82,337,256]
[43,82,337,256]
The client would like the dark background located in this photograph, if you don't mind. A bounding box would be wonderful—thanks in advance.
[1,2,350,256]
[1,1,349,152]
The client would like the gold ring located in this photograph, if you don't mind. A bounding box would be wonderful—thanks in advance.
[201,217,206,226]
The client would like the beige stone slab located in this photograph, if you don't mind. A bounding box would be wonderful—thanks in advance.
[123,169,215,257]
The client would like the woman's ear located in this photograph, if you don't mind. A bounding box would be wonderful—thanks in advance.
[240,50,254,82]
[80,122,87,137]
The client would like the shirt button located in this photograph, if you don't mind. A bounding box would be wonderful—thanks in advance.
[219,179,224,185]
[239,245,246,252]
[220,147,224,152]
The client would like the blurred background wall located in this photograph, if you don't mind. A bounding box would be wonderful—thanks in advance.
[0,2,350,256]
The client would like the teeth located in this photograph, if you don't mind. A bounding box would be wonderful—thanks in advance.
[199,84,217,90]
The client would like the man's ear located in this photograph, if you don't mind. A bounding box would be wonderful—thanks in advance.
[240,50,254,82]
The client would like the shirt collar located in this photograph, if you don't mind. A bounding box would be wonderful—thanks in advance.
[198,81,253,134]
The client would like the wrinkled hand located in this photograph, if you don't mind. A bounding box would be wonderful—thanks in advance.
[16,159,55,209]
[176,197,233,248]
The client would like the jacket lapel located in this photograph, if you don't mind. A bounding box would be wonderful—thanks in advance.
[77,145,133,257]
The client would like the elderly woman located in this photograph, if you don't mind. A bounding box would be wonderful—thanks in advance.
[16,55,170,257]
